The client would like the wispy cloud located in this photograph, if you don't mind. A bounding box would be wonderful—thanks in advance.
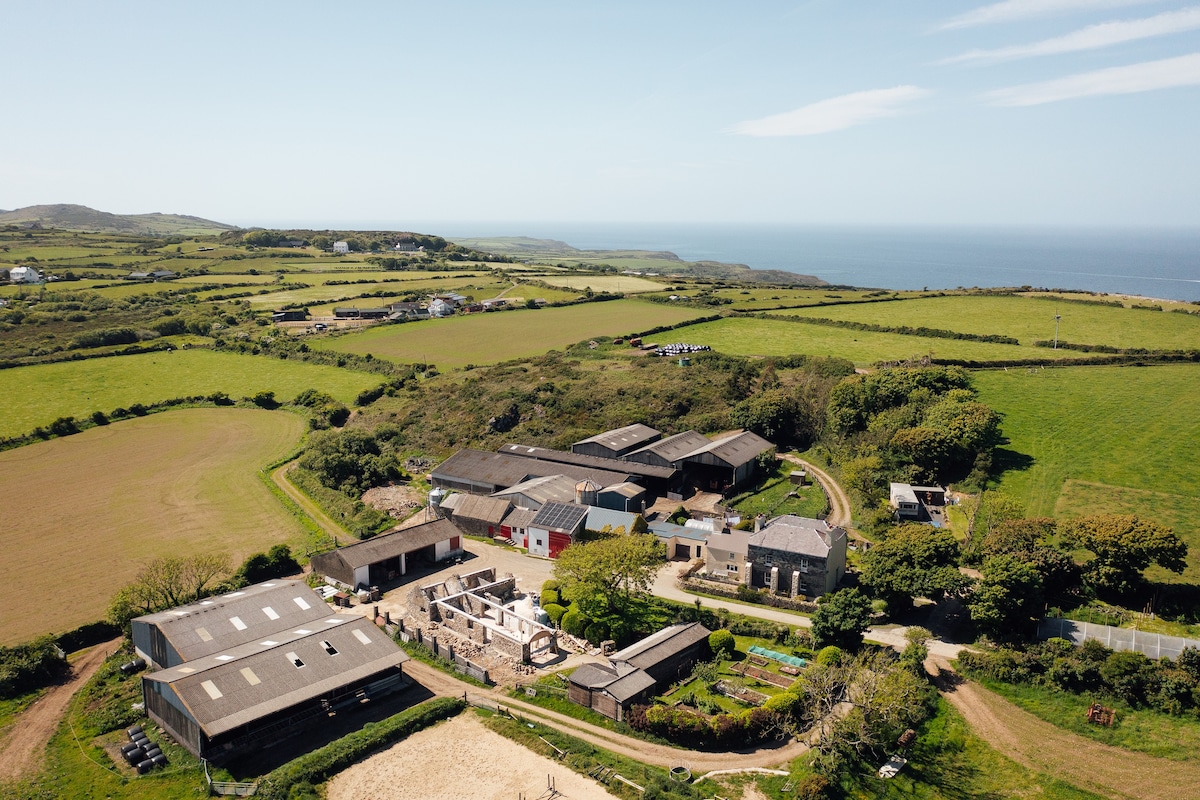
[940,0,1153,31]
[986,52,1200,104]
[941,7,1200,63]
[730,86,931,137]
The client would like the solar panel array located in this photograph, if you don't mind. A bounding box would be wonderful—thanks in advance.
[532,501,588,531]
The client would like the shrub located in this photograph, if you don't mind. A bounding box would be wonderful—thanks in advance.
[0,636,69,699]
[708,629,735,659]
[541,579,560,594]
[584,620,610,645]
[815,646,844,666]
[560,609,591,638]
[540,588,560,607]
[542,603,567,625]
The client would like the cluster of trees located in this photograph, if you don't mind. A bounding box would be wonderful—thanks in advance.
[960,639,1200,716]
[0,636,69,699]
[297,428,403,494]
[827,366,1002,495]
[107,552,233,628]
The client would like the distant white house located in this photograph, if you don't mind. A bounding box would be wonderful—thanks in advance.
[428,298,454,318]
[333,241,350,254]
[8,265,41,283]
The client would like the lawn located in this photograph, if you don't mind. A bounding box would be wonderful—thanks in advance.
[777,294,1200,351]
[316,299,710,369]
[973,364,1200,580]
[726,461,830,520]
[669,317,1078,366]
[0,408,309,644]
[0,349,380,439]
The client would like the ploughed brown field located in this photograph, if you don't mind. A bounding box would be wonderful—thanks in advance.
[0,408,308,644]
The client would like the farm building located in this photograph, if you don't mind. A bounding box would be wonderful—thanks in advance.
[889,483,946,520]
[526,501,589,558]
[498,507,538,547]
[437,493,513,537]
[623,430,712,469]
[309,519,463,590]
[431,448,629,496]
[568,622,711,721]
[747,515,847,598]
[584,506,643,535]
[649,520,710,561]
[571,424,662,459]
[142,616,408,763]
[131,581,332,670]
[678,431,774,492]
[333,307,361,318]
[272,309,308,322]
[595,481,646,512]
[497,443,679,497]
[388,301,429,320]
[704,528,751,583]
[491,474,579,510]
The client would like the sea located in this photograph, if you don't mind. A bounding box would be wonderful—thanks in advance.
[417,223,1200,303]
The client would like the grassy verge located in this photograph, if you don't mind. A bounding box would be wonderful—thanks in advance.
[971,677,1200,762]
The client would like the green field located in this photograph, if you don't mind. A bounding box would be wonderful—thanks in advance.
[316,299,710,369]
[975,364,1200,580]
[669,317,1082,366]
[777,294,1200,350]
[0,408,309,644]
[0,349,380,438]
[246,277,507,309]
[532,274,669,293]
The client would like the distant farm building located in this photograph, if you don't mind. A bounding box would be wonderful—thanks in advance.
[136,581,409,763]
[8,265,41,283]
[272,309,308,322]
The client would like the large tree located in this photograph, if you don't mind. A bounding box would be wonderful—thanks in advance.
[860,524,971,613]
[967,554,1044,642]
[553,534,665,620]
[108,552,232,627]
[810,588,873,650]
[1065,514,1187,596]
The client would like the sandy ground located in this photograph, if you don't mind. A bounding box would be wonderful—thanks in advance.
[326,714,617,800]
[0,638,122,780]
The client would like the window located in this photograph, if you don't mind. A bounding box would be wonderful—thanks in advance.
[535,538,543,546]
[321,640,339,656]
[286,651,305,668]
[727,564,738,573]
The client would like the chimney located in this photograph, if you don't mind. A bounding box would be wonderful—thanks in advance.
[754,513,765,533]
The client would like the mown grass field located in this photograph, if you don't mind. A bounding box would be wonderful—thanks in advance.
[0,349,380,438]
[316,299,710,369]
[670,317,1082,366]
[246,277,508,309]
[532,274,668,293]
[974,364,1200,581]
[0,408,309,644]
[777,294,1200,350]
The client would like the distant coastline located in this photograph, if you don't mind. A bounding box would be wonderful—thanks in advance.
[398,223,1200,303]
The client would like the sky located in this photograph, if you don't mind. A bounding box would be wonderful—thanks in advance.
[3,0,1199,228]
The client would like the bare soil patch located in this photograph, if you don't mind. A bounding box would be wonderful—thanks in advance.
[326,713,618,800]
[0,638,121,780]
[363,484,426,520]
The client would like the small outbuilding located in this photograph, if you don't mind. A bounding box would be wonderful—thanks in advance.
[309,519,464,590]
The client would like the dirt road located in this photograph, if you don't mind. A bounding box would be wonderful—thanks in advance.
[0,638,121,781]
[270,460,349,539]
[777,455,852,531]
[403,660,809,770]
[933,663,1200,800]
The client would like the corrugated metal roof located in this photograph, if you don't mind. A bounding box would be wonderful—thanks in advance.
[502,507,538,530]
[491,474,578,507]
[572,424,661,452]
[626,430,712,464]
[648,521,709,542]
[144,617,408,736]
[433,449,629,491]
[600,482,645,499]
[569,661,619,689]
[443,493,512,525]
[326,519,461,570]
[680,431,774,469]
[609,622,710,672]
[498,443,676,481]
[748,515,844,558]
[585,507,640,533]
[134,582,333,662]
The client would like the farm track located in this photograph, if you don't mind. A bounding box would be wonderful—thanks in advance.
[932,661,1200,800]
[403,660,810,770]
[777,454,852,531]
[0,638,122,781]
[271,460,350,539]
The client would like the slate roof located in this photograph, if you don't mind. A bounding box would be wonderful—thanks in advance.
[143,617,408,737]
[748,515,844,558]
[441,493,512,525]
[680,431,774,468]
[501,507,538,530]
[572,423,661,453]
[133,582,331,662]
[567,660,656,703]
[609,622,711,672]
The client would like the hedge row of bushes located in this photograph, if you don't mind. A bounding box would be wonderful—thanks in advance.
[759,312,1020,345]
[625,702,782,748]
[0,636,69,699]
[679,577,818,615]
[255,697,465,798]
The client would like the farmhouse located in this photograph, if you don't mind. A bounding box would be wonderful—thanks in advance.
[571,423,662,459]
[333,241,350,254]
[142,615,408,763]
[309,519,464,590]
[568,622,711,722]
[747,515,847,598]
[704,528,751,582]
[131,581,332,670]
[8,265,42,283]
